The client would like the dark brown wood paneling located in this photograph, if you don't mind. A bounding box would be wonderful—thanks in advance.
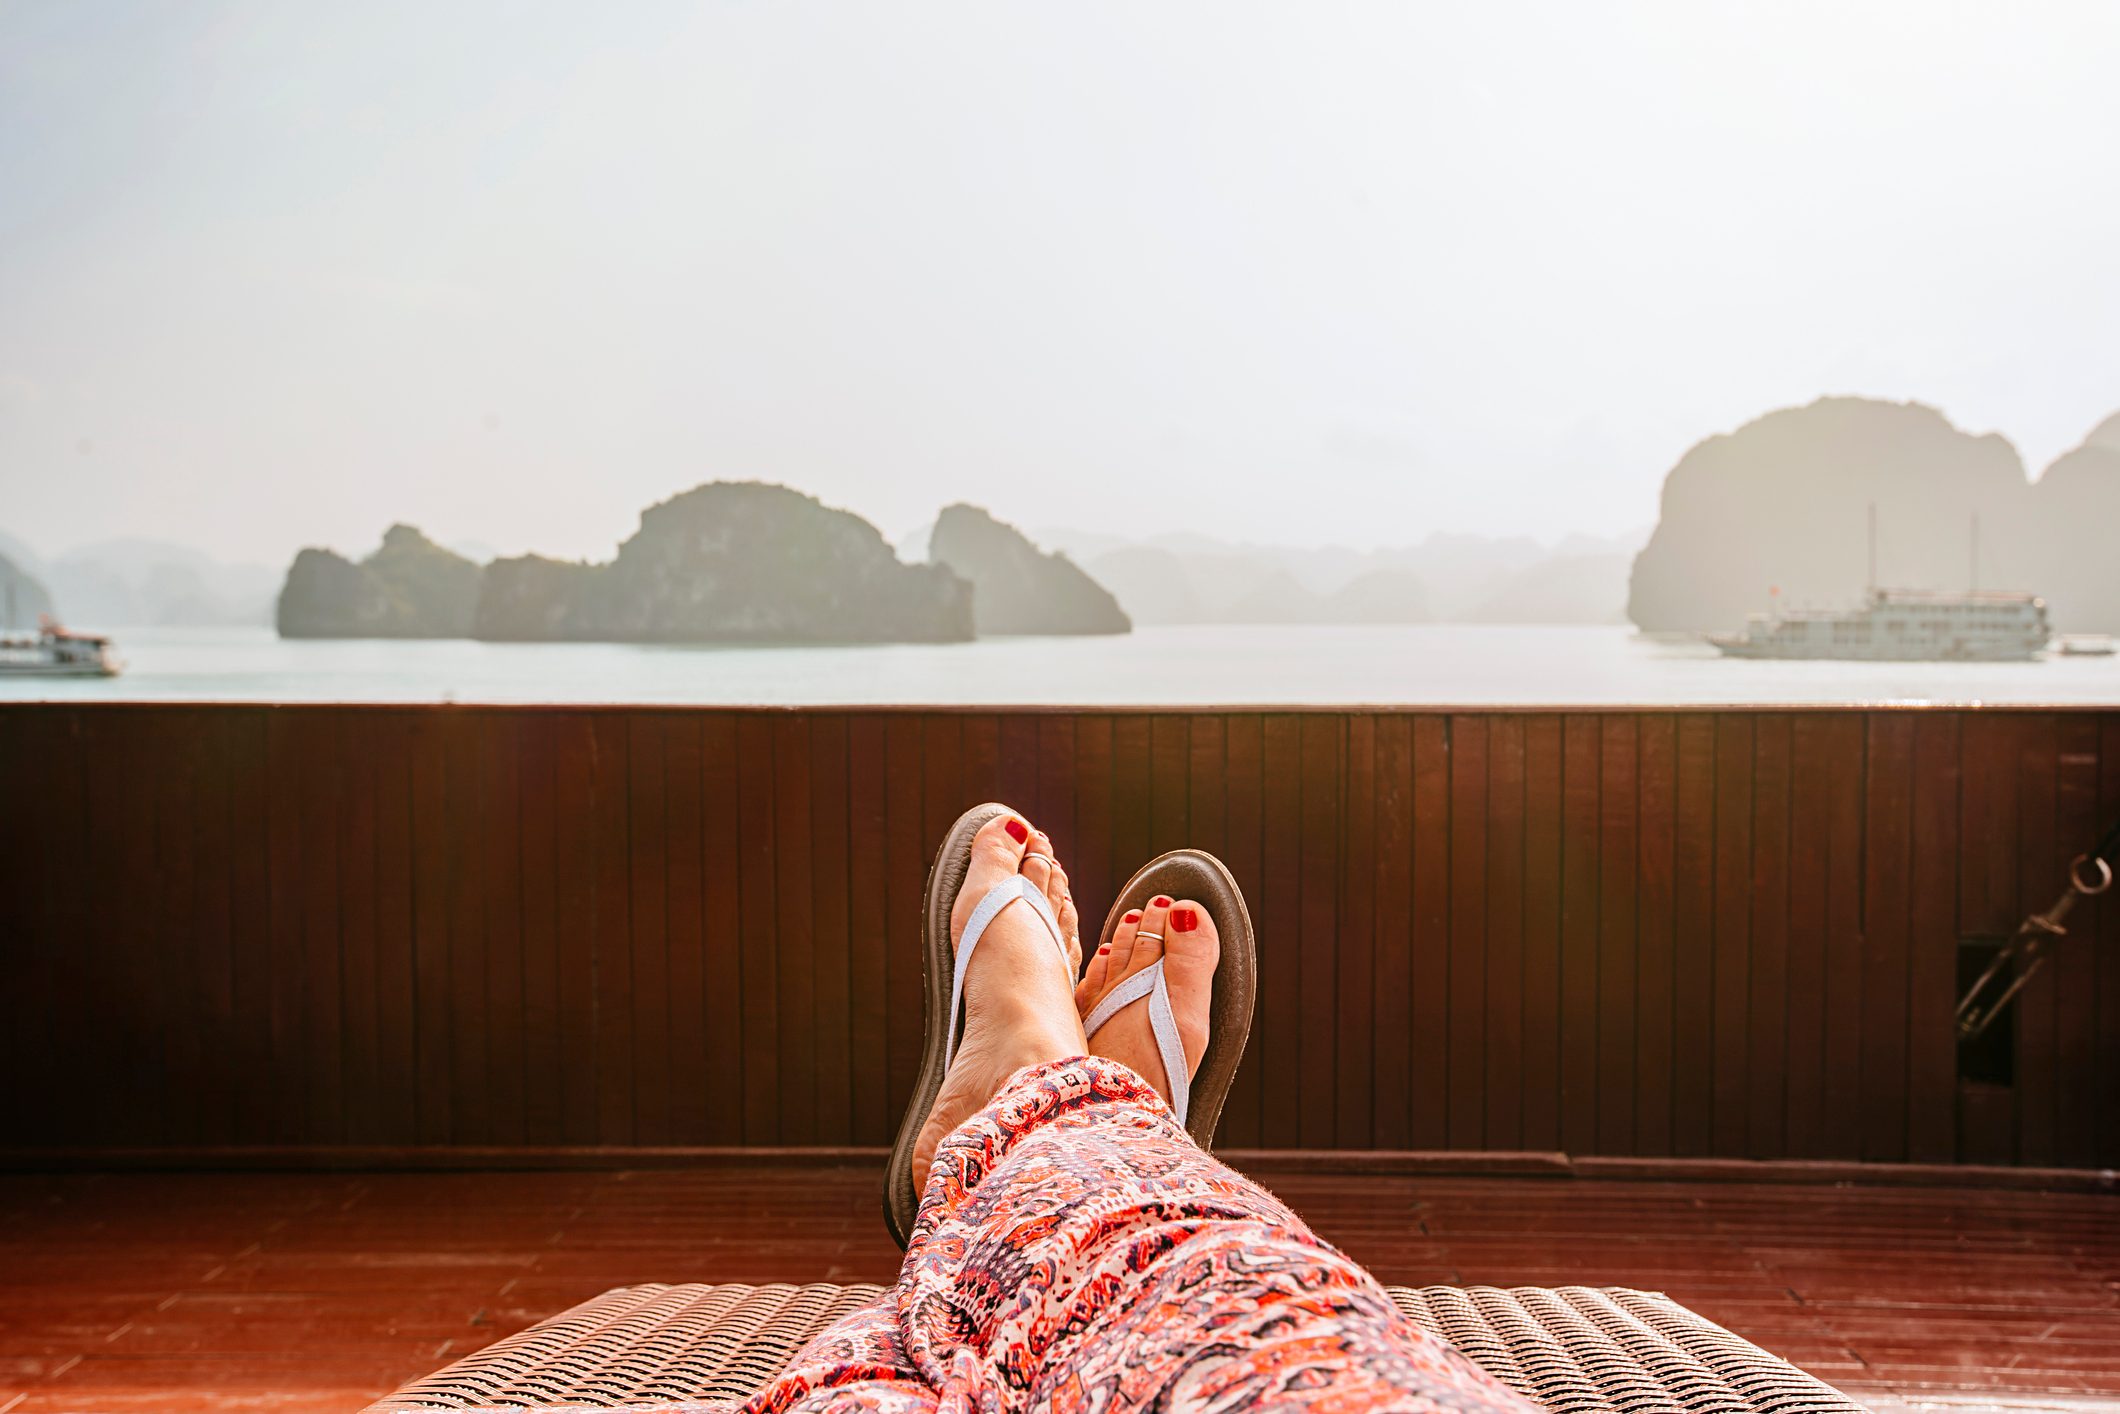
[1368,714,1413,1151]
[153,711,201,1146]
[1710,713,1753,1158]
[1861,712,1915,1164]
[844,715,889,1148]
[1037,715,1078,873]
[1337,715,1376,1149]
[517,713,562,1147]
[809,714,854,1145]
[1670,713,1717,1158]
[625,714,669,1145]
[772,716,816,1145]
[1747,714,1790,1158]
[2053,714,2101,1169]
[1220,714,1265,1148]
[1596,715,1638,1155]
[442,712,486,1145]
[1819,713,1866,1161]
[590,712,633,1145]
[193,710,238,1146]
[1483,715,1528,1152]
[482,713,527,1147]
[1518,714,1564,1154]
[263,710,306,1144]
[997,715,1039,824]
[552,713,600,1146]
[737,715,780,1142]
[2100,717,2120,1168]
[1259,714,1304,1148]
[0,712,49,1140]
[1072,716,1115,948]
[1632,714,1676,1156]
[961,714,1000,811]
[662,715,708,1144]
[2013,714,2059,1166]
[336,711,381,1147]
[407,712,452,1145]
[1111,715,1152,896]
[1150,715,1189,860]
[1299,714,1341,1149]
[1558,714,1600,1156]
[1409,715,1451,1150]
[1448,715,1487,1150]
[1784,714,1832,1159]
[4,704,2113,1170]
[226,710,272,1145]
[881,715,926,1125]
[1906,714,1960,1164]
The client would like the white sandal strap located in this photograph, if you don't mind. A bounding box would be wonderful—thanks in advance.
[943,874,1070,1072]
[1082,958,1191,1126]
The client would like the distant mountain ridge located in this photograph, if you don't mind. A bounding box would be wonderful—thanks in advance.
[1025,527,1642,626]
[0,534,275,629]
[0,548,54,629]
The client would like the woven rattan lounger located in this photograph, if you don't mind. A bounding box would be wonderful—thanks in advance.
[363,1281,1863,1412]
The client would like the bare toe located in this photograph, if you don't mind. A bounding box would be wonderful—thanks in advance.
[1076,906,1136,1010]
[951,812,1032,944]
[1160,899,1219,1074]
[1081,891,1217,1107]
[1024,829,1080,973]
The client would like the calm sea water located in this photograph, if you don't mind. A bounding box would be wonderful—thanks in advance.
[7,624,2120,706]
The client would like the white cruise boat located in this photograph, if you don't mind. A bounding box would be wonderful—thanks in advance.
[1707,587,2049,661]
[0,620,123,677]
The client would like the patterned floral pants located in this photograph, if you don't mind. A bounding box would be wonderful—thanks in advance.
[743,1057,1535,1414]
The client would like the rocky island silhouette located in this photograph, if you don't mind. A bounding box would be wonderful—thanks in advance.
[1630,398,2120,635]
[276,482,1129,644]
[929,503,1131,636]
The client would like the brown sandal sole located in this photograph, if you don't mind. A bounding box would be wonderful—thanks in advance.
[882,801,1018,1249]
[1090,849,1257,1153]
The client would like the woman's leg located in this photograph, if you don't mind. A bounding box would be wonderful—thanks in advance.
[745,811,1089,1414]
[751,813,1529,1413]
[898,1055,1535,1414]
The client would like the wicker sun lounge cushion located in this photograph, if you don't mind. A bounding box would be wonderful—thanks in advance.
[364,1281,1862,1413]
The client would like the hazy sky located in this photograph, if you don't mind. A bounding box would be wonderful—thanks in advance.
[3,1,2117,567]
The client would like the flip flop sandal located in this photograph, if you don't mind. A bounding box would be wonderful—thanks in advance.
[884,802,1075,1249]
[1084,849,1257,1149]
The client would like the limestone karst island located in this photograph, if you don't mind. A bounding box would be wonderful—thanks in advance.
[275,482,1132,644]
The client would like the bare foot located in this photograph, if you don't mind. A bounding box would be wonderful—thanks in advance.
[1075,891,1219,1109]
[909,816,1086,1196]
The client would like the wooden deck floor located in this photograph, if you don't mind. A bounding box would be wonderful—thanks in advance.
[3,1164,2115,1412]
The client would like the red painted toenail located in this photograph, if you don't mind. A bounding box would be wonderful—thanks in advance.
[1004,818,1027,843]
[1098,945,1110,954]
[1172,908,1199,932]
[1151,896,1172,908]
[1123,910,1141,923]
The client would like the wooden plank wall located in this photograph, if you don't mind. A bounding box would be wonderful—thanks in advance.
[2,704,2116,1167]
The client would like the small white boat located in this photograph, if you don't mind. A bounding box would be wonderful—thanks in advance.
[0,620,123,677]
[2054,634,2118,657]
[1707,588,2050,662]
